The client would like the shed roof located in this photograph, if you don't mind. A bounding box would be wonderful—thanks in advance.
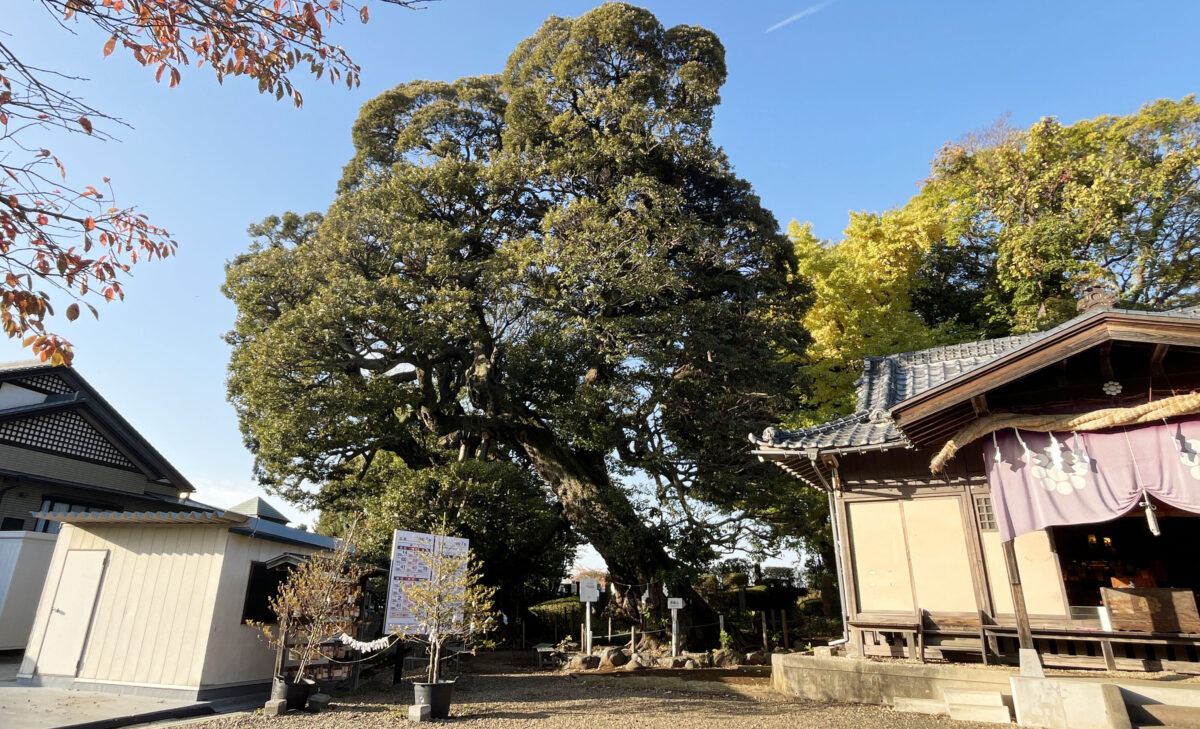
[32,508,249,526]
[35,507,338,550]
[753,306,1200,455]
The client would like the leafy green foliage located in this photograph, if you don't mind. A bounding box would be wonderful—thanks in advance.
[224,3,810,618]
[787,208,969,423]
[319,455,578,613]
[920,96,1200,332]
[790,96,1200,424]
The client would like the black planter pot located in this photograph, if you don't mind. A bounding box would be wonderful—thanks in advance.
[413,680,455,719]
[272,676,316,711]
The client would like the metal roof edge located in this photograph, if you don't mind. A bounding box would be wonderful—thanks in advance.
[33,508,250,526]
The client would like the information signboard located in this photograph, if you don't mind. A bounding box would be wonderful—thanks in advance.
[667,597,684,610]
[579,577,600,603]
[384,530,469,634]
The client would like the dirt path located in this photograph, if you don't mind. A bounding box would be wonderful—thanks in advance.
[195,652,999,728]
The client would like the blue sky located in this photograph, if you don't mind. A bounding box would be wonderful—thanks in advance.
[2,1,1198,564]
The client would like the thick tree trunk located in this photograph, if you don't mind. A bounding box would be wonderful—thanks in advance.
[511,426,723,647]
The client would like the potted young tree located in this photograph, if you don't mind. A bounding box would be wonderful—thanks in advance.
[398,538,497,719]
[256,522,366,711]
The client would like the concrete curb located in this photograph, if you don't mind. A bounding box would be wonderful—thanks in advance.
[45,703,216,729]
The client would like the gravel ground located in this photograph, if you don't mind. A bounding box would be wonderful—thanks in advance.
[194,653,1004,729]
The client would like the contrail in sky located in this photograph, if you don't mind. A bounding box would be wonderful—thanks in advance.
[765,0,834,33]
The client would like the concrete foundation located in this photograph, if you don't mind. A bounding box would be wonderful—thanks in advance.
[1010,677,1131,729]
[771,654,1011,705]
[771,653,1200,729]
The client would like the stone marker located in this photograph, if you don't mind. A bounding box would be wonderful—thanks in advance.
[599,646,629,669]
[307,693,331,713]
[263,699,288,717]
[408,704,432,722]
[712,648,742,667]
[744,651,767,666]
[567,653,601,670]
[811,646,833,658]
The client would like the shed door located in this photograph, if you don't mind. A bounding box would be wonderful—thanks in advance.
[35,549,108,676]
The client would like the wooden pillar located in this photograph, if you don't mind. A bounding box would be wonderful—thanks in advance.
[781,610,789,650]
[1002,539,1044,676]
[1001,540,1033,650]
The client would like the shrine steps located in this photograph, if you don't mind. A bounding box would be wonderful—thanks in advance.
[893,689,1013,724]
[1131,702,1200,728]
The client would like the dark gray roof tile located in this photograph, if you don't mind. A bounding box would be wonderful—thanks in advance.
[754,306,1200,453]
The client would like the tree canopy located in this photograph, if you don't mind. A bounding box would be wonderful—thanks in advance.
[920,96,1200,333]
[318,455,579,620]
[2,0,426,363]
[792,96,1200,421]
[224,2,811,622]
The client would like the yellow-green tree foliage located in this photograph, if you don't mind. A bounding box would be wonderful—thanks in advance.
[791,96,1200,422]
[788,205,958,423]
[921,96,1200,333]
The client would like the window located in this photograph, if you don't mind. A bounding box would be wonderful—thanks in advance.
[241,562,290,624]
[33,498,113,534]
[975,494,997,532]
[1,517,25,531]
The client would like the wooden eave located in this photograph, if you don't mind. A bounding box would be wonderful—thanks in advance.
[891,312,1200,447]
[752,449,835,490]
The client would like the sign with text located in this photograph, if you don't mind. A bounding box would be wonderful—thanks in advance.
[384,530,469,634]
[667,597,684,610]
[579,577,600,603]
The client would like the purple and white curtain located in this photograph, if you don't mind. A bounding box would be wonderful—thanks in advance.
[985,419,1200,542]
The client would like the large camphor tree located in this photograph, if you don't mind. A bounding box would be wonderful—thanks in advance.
[224,3,809,623]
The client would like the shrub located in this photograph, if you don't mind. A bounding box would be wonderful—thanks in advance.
[724,572,749,588]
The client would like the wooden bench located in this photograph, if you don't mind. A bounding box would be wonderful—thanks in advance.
[849,615,924,662]
[532,642,559,669]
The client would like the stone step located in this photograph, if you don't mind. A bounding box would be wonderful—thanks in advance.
[943,689,1007,707]
[892,697,946,715]
[947,702,1013,724]
[1133,704,1200,729]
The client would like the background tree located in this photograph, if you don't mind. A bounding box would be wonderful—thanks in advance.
[1,0,427,363]
[224,3,810,624]
[917,96,1200,333]
[790,96,1200,422]
[317,455,578,625]
[787,206,965,424]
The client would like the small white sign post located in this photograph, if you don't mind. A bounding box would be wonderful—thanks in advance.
[579,577,600,654]
[667,597,684,656]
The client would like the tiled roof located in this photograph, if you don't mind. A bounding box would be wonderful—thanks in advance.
[753,306,1200,453]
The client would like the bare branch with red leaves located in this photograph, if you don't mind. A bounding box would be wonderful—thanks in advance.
[1,0,432,363]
